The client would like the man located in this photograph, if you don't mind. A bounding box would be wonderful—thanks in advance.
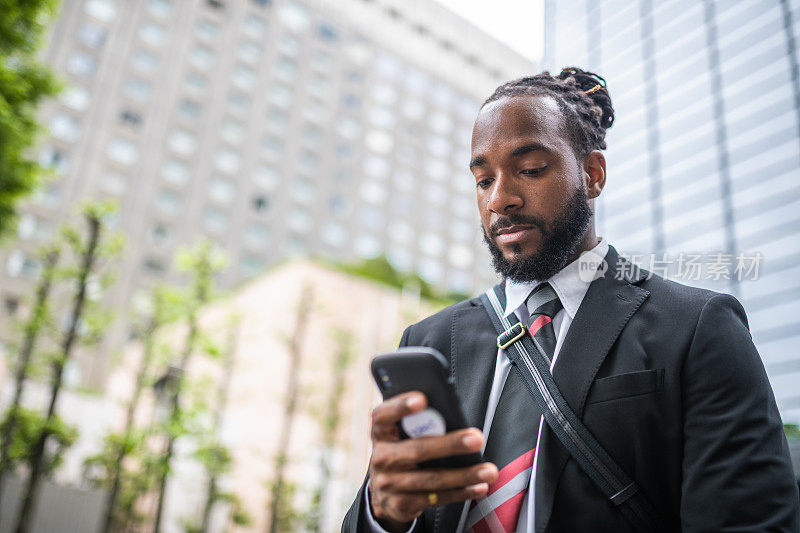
[343,68,800,532]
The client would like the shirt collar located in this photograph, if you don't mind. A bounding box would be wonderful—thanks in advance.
[503,237,609,319]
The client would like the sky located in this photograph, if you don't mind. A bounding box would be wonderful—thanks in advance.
[435,0,545,63]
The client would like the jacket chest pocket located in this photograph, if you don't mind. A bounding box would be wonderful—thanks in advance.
[585,368,665,405]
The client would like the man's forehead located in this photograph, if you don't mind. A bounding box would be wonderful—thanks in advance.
[472,94,563,142]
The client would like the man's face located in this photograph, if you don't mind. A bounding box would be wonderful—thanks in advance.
[470,95,594,282]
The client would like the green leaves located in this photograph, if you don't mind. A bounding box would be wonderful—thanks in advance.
[0,0,61,238]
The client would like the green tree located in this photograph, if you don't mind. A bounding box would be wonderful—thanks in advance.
[0,245,59,503]
[0,0,62,238]
[14,201,121,533]
[152,240,226,533]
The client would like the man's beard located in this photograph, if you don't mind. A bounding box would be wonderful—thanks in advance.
[482,187,593,283]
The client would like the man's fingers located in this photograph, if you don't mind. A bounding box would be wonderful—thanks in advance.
[379,428,484,467]
[372,463,498,493]
[381,484,490,522]
[371,392,427,441]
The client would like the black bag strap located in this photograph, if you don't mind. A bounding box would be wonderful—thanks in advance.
[481,284,665,533]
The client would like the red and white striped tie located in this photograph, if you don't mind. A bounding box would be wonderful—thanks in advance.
[466,283,562,532]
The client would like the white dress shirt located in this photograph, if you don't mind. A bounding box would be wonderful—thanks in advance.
[367,238,609,533]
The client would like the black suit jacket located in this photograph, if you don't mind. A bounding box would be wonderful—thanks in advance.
[344,245,800,532]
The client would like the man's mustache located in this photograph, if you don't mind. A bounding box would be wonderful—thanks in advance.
[489,214,549,236]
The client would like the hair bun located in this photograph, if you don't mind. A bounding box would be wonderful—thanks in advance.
[558,66,615,130]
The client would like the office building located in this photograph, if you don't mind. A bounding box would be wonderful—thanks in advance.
[0,0,533,387]
[543,0,800,422]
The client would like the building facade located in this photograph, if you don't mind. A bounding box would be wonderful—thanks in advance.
[0,0,533,387]
[543,0,800,422]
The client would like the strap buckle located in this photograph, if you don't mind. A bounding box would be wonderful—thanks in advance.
[497,322,526,349]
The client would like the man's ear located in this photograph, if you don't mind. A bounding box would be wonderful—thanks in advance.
[583,150,606,199]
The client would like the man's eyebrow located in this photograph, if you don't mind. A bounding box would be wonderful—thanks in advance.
[510,143,553,157]
[469,156,486,170]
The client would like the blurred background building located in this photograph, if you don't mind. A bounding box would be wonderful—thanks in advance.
[0,0,531,388]
[543,0,800,423]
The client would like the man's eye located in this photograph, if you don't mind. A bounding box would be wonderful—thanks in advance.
[476,178,493,189]
[522,167,546,176]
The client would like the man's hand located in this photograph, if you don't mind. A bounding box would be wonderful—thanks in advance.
[368,391,499,532]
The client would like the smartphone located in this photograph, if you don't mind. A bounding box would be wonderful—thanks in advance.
[371,346,483,469]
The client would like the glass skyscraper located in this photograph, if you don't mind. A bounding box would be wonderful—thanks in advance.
[544,0,800,423]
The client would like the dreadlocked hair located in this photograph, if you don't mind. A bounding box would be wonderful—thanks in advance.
[482,66,615,161]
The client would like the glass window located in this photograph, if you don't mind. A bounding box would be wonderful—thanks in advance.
[371,83,397,105]
[161,158,190,185]
[237,41,261,64]
[195,19,219,41]
[427,135,450,158]
[336,116,360,139]
[123,78,151,102]
[418,258,443,284]
[402,98,425,120]
[429,112,453,135]
[288,210,313,232]
[155,189,181,216]
[322,223,347,246]
[275,57,298,81]
[301,123,322,144]
[291,179,316,204]
[243,15,267,40]
[189,45,215,69]
[355,235,381,258]
[244,223,268,248]
[139,23,166,47]
[369,107,395,129]
[168,130,197,155]
[78,22,107,49]
[203,208,229,233]
[312,51,334,72]
[278,2,310,32]
[143,257,166,274]
[360,181,387,204]
[151,224,171,246]
[268,84,293,107]
[107,137,138,165]
[50,114,81,143]
[253,164,279,189]
[120,110,141,127]
[344,41,371,66]
[214,148,241,174]
[66,52,97,78]
[184,72,208,94]
[227,91,250,114]
[363,154,390,179]
[84,0,116,22]
[131,50,159,74]
[147,0,171,18]
[308,74,329,98]
[366,130,393,154]
[448,244,474,268]
[39,145,70,173]
[328,195,350,216]
[178,98,201,121]
[404,68,430,94]
[261,137,284,159]
[432,84,456,109]
[387,248,413,272]
[374,52,401,79]
[318,22,338,41]
[220,120,245,145]
[252,195,270,213]
[239,254,264,277]
[424,158,449,182]
[420,234,445,257]
[450,220,475,242]
[265,108,288,132]
[61,86,90,111]
[208,177,236,204]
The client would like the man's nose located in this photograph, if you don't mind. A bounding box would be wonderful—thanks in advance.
[486,172,523,214]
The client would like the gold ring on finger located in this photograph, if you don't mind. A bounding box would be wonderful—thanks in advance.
[428,492,438,506]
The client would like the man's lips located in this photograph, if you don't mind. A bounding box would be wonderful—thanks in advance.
[494,225,534,244]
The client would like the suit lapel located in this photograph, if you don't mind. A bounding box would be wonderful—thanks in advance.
[534,246,650,532]
[436,289,502,531]
[451,291,503,430]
